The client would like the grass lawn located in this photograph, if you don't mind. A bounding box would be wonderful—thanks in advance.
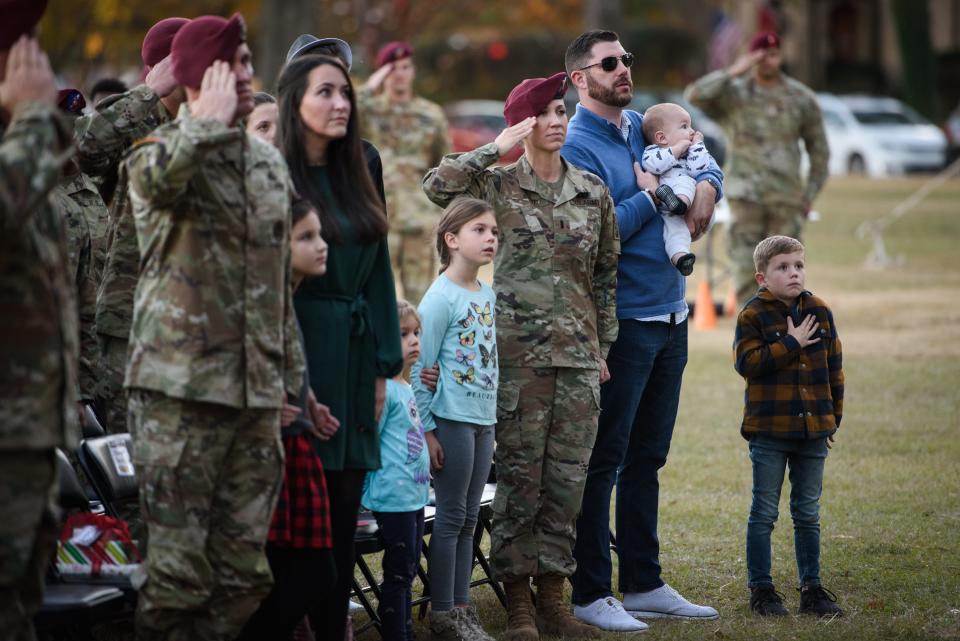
[354,175,960,641]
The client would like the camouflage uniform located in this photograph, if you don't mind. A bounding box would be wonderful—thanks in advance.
[51,177,101,405]
[0,103,78,641]
[124,104,304,641]
[423,142,620,580]
[358,88,450,304]
[685,71,829,305]
[75,84,172,433]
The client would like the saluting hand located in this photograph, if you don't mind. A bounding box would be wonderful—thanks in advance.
[190,60,237,124]
[727,49,765,76]
[144,54,179,99]
[494,117,536,158]
[0,36,56,113]
[364,62,393,93]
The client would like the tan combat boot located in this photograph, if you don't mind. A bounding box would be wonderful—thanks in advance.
[534,574,601,639]
[502,578,540,641]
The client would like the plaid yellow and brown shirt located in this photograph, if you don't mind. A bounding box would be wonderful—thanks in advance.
[734,288,843,440]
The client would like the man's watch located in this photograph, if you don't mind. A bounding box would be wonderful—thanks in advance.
[702,177,721,197]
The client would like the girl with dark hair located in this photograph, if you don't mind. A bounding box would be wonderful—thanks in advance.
[237,198,338,641]
[243,91,278,145]
[276,54,403,639]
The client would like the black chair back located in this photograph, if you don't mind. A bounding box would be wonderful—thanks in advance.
[78,434,138,517]
[56,449,90,512]
[82,405,106,439]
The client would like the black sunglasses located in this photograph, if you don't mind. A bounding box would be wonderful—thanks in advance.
[578,53,634,73]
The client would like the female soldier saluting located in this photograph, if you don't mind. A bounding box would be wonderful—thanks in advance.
[423,72,619,641]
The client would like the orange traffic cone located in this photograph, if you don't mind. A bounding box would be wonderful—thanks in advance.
[723,283,738,318]
[693,280,717,331]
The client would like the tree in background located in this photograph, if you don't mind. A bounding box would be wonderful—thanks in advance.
[890,0,937,119]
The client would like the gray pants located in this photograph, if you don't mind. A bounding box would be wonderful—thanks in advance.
[428,418,495,611]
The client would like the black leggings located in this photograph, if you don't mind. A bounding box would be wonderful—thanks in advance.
[308,469,366,641]
[236,546,336,640]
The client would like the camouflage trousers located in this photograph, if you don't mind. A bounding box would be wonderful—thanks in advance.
[127,390,283,641]
[727,199,805,306]
[388,226,436,306]
[0,449,58,641]
[491,367,601,581]
[95,334,129,434]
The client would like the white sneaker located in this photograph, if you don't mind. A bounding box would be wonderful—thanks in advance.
[623,584,719,619]
[573,597,650,632]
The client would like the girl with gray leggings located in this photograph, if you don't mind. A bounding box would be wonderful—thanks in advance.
[411,198,500,641]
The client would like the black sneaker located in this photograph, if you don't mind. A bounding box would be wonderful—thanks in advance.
[675,253,696,276]
[798,585,844,617]
[655,184,687,216]
[749,585,789,616]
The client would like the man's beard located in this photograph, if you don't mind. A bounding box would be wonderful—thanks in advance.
[586,71,632,108]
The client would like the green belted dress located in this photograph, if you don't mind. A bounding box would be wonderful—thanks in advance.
[294,165,403,470]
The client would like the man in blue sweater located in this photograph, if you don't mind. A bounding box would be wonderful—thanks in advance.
[561,30,723,632]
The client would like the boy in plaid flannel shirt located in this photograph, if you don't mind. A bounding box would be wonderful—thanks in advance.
[734,235,844,618]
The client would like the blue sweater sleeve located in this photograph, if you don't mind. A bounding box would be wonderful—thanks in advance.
[562,137,658,243]
[411,291,449,432]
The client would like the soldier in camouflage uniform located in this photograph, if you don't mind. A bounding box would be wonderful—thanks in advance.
[123,15,304,641]
[48,183,99,419]
[74,17,188,433]
[0,25,78,641]
[424,73,619,641]
[685,32,829,306]
[359,41,450,304]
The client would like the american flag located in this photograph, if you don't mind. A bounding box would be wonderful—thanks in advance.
[708,11,743,71]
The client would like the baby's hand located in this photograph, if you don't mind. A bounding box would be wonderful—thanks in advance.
[672,138,692,158]
[692,131,704,144]
[787,315,821,348]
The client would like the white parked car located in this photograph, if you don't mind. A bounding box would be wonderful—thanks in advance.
[817,93,947,176]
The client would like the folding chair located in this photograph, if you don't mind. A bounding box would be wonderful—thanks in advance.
[35,451,128,636]
[352,513,385,637]
[78,434,138,520]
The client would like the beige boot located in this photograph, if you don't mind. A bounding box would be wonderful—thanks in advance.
[534,575,600,639]
[503,578,540,641]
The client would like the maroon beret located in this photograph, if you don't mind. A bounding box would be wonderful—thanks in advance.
[0,0,47,50]
[503,72,568,126]
[141,17,189,67]
[749,31,780,52]
[170,14,246,89]
[375,41,412,69]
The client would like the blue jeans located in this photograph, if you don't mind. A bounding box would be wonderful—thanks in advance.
[374,510,425,641]
[746,435,828,589]
[571,319,688,604]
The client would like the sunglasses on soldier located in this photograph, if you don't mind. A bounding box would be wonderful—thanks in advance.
[578,53,634,73]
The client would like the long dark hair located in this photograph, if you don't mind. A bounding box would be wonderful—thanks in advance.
[276,54,387,243]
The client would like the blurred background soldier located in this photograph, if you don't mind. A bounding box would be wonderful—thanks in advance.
[685,32,829,307]
[360,40,450,304]
[74,16,189,434]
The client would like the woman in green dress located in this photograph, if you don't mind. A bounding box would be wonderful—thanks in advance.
[277,54,403,638]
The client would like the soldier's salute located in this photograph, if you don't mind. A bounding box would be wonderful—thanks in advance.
[0,1,78,637]
[123,14,304,641]
[75,17,189,434]
[360,41,451,304]
[685,32,829,306]
[424,73,620,641]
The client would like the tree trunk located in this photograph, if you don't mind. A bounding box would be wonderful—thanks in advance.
[584,0,622,30]
[256,0,317,91]
[890,0,937,119]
